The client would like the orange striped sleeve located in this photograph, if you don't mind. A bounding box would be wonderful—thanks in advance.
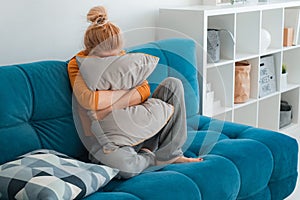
[135,80,150,102]
[67,52,100,111]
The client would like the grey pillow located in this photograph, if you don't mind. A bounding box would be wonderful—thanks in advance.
[77,53,158,91]
[0,149,119,200]
[76,53,174,147]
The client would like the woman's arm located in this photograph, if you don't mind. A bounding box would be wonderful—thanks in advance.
[68,57,127,110]
[67,54,150,110]
[93,87,143,120]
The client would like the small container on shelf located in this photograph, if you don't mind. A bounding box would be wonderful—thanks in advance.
[205,82,215,116]
[207,14,235,64]
[280,64,288,91]
[207,29,221,63]
[234,61,251,104]
[280,88,300,130]
[207,29,234,63]
[280,100,293,128]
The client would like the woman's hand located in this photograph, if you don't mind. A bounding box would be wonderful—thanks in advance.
[97,80,149,110]
[88,81,150,121]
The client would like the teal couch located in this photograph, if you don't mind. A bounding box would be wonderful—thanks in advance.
[0,38,298,200]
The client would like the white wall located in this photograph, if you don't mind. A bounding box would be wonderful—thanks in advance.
[0,0,199,65]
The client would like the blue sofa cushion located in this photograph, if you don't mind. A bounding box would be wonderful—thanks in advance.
[83,192,140,200]
[0,149,119,200]
[104,171,201,200]
[0,66,42,164]
[18,61,87,159]
[162,155,240,200]
[0,61,88,165]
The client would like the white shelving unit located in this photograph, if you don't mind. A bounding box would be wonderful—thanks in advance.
[158,1,300,131]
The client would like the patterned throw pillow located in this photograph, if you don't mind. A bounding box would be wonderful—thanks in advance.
[0,149,119,200]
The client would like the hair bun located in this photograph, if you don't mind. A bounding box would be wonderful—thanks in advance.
[87,6,108,25]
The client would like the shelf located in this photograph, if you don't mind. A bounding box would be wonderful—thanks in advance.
[236,11,260,56]
[207,64,234,109]
[212,106,232,117]
[281,88,300,128]
[279,122,299,132]
[207,14,235,62]
[234,102,258,127]
[204,103,232,117]
[284,7,300,47]
[206,59,234,68]
[261,8,284,51]
[280,83,300,93]
[283,45,300,51]
[282,47,300,85]
[234,98,257,109]
[158,2,300,131]
[213,110,233,122]
[259,91,280,101]
[235,52,259,61]
[258,93,281,130]
[260,48,282,56]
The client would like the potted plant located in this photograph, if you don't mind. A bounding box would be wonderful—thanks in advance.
[281,64,288,91]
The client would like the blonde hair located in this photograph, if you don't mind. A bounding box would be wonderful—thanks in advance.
[84,6,123,55]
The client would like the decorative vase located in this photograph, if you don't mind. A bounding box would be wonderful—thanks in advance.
[205,91,214,116]
[261,28,271,52]
[280,72,288,91]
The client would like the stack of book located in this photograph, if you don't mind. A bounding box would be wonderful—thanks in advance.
[284,8,300,46]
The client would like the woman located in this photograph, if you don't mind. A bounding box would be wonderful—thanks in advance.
[68,6,202,179]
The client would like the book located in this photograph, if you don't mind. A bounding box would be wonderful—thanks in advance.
[285,8,300,45]
[259,55,277,98]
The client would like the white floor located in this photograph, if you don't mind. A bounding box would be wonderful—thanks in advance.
[281,125,300,200]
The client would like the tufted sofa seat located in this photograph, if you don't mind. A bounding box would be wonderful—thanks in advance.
[0,38,298,200]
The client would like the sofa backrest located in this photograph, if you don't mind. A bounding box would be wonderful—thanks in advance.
[127,38,200,118]
[0,38,200,164]
[0,61,88,165]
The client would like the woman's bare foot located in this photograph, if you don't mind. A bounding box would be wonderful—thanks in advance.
[174,156,203,163]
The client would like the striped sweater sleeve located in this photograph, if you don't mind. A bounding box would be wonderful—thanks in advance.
[67,54,100,111]
[67,51,151,110]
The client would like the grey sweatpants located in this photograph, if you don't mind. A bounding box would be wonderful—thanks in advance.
[89,77,187,179]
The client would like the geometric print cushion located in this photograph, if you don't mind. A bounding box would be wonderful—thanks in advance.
[0,149,119,200]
